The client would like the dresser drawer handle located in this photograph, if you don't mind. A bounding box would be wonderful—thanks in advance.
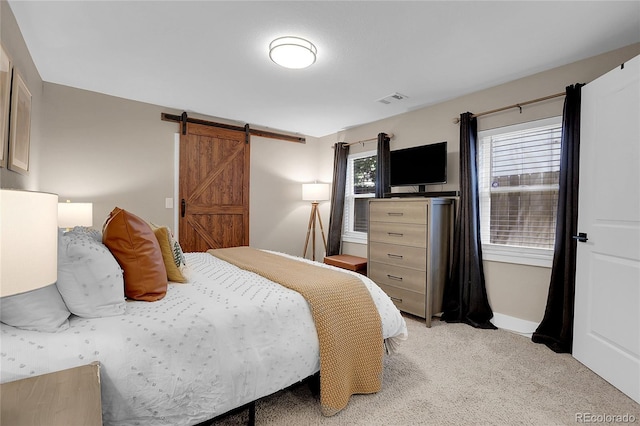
[388,232,404,237]
[390,296,403,303]
[387,253,403,259]
[387,212,404,216]
[387,274,403,281]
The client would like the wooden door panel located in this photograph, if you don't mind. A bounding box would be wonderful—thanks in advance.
[184,214,247,252]
[179,124,249,252]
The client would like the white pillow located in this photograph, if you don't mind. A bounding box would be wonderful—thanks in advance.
[0,284,70,332]
[57,228,126,318]
[69,225,102,243]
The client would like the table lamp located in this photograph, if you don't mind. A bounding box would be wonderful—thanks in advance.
[0,189,58,297]
[58,200,93,231]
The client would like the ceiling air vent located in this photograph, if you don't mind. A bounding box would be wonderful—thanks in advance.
[377,92,409,105]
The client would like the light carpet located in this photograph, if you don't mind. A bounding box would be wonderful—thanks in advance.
[213,314,639,425]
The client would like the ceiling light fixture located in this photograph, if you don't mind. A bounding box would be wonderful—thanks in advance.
[269,36,317,69]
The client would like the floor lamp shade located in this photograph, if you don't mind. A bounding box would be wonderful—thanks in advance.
[302,183,329,202]
[0,189,58,297]
[58,202,93,229]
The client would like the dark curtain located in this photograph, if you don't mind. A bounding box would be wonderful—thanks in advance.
[532,83,584,353]
[441,112,496,329]
[326,142,349,256]
[375,133,391,198]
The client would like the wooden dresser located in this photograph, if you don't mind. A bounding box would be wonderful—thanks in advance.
[368,198,453,326]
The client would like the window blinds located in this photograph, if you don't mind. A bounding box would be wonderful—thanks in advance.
[479,121,562,249]
[344,154,376,235]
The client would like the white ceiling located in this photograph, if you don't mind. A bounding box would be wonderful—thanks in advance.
[7,1,640,137]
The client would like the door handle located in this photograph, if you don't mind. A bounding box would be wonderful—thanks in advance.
[181,199,186,218]
[572,232,588,243]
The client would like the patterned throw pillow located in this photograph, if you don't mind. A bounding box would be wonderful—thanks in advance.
[57,228,126,317]
[150,224,190,283]
[69,225,102,243]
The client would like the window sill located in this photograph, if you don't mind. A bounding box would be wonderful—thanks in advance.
[342,232,367,245]
[482,244,553,268]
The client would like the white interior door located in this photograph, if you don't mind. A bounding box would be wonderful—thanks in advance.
[573,54,640,404]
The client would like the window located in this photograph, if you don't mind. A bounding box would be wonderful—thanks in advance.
[343,150,376,243]
[478,117,562,267]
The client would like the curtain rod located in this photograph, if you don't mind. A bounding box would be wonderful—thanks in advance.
[453,92,565,124]
[337,133,395,147]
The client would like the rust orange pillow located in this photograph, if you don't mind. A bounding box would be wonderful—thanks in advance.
[102,207,168,301]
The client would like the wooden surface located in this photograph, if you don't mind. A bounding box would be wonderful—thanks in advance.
[324,254,367,274]
[179,123,250,252]
[368,198,453,327]
[0,362,102,426]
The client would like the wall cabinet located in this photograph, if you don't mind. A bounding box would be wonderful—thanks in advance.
[368,198,453,326]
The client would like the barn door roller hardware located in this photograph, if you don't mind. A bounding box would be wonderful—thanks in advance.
[161,112,306,143]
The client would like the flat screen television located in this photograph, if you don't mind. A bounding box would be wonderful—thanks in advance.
[390,141,447,187]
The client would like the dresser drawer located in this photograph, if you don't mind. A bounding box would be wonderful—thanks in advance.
[369,201,426,224]
[377,283,426,318]
[369,221,427,247]
[369,241,426,270]
[369,261,426,294]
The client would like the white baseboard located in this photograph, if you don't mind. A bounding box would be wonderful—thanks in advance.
[491,312,540,338]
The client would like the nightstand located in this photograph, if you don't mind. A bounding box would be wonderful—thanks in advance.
[0,362,103,426]
[324,254,368,275]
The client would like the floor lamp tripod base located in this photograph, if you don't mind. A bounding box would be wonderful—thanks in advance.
[303,202,327,261]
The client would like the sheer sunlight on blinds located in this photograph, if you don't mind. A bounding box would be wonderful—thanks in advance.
[479,119,562,249]
[344,152,376,236]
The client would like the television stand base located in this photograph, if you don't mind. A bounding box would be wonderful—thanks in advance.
[383,191,460,198]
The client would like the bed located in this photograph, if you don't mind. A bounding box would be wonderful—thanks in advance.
[0,216,408,425]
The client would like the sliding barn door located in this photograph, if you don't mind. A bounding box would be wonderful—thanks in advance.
[573,55,639,403]
[179,123,250,252]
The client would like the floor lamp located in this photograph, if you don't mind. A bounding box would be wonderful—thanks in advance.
[302,183,329,261]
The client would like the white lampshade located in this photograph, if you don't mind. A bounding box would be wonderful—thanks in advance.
[58,201,93,229]
[269,36,317,69]
[302,183,330,202]
[0,189,58,297]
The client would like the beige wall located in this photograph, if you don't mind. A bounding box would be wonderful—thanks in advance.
[330,42,640,324]
[249,133,332,259]
[39,83,177,227]
[3,0,334,259]
[0,0,43,190]
[38,83,333,260]
[4,0,640,325]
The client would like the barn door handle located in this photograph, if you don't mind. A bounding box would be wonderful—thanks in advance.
[181,199,186,218]
[572,232,588,243]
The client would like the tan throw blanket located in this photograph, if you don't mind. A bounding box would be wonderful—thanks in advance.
[208,247,383,416]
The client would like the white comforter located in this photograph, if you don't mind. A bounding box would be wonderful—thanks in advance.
[0,252,407,425]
